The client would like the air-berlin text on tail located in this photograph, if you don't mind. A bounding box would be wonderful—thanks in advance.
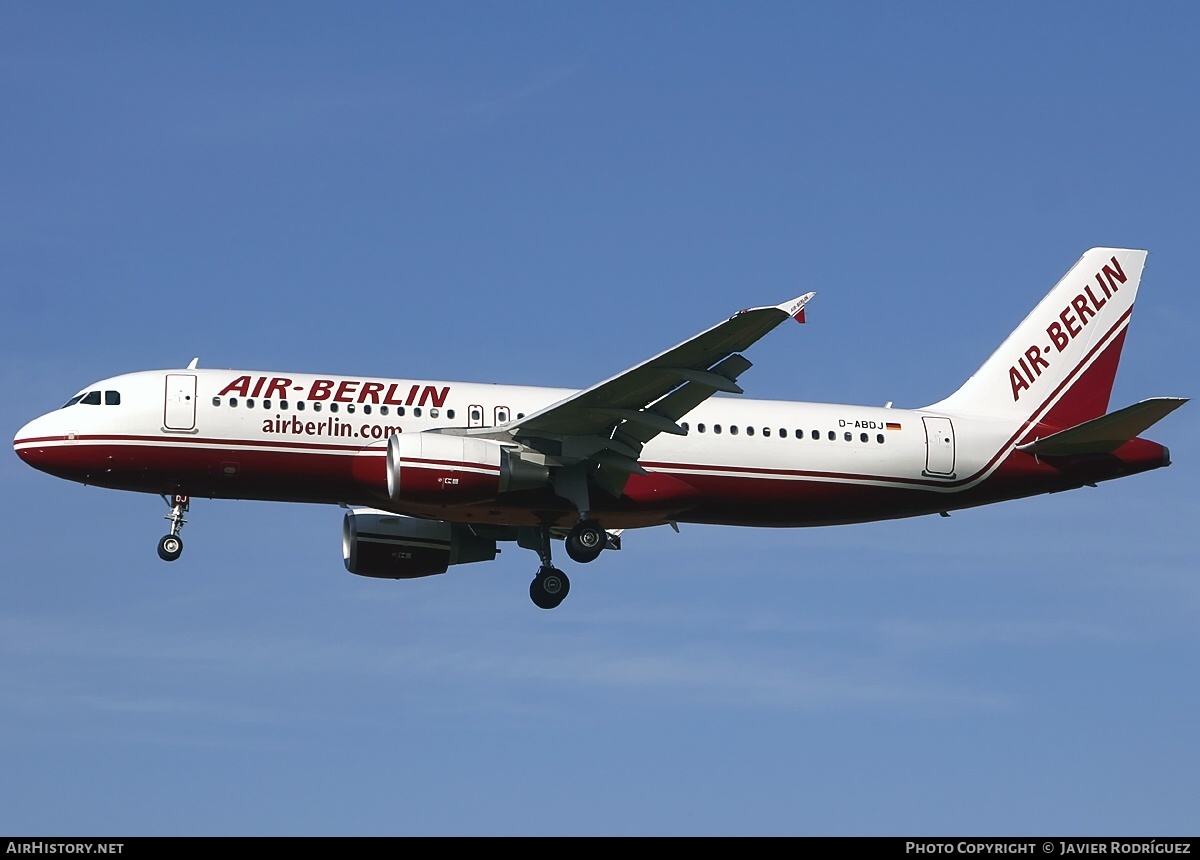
[217,375,450,407]
[1008,255,1128,401]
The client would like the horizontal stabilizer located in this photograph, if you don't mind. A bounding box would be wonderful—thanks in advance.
[1017,397,1187,456]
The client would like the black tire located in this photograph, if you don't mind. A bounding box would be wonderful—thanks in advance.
[157,534,183,562]
[565,520,605,564]
[529,567,570,609]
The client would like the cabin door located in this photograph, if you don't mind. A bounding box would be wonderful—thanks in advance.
[164,374,197,431]
[922,416,955,477]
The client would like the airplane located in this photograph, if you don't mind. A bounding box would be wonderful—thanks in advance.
[13,247,1186,609]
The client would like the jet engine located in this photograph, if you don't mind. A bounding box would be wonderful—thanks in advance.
[342,509,498,579]
[386,432,548,505]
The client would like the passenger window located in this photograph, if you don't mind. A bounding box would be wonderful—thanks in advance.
[280,400,288,410]
[414,407,422,418]
[697,423,706,433]
[397,407,405,416]
[297,400,305,411]
[263,399,271,409]
[763,427,771,437]
[380,406,389,416]
[681,422,689,433]
[746,426,754,436]
[828,431,836,441]
[348,403,356,413]
[430,408,439,418]
[246,399,255,409]
[730,425,738,436]
[877,434,885,444]
[81,391,101,405]
[470,409,482,422]
[843,432,851,441]
[363,404,372,415]
[714,424,722,434]
[810,430,818,440]
[313,403,321,412]
[212,397,221,407]
[448,409,456,419]
[860,433,868,443]
[230,398,238,407]
[105,391,120,405]
[330,403,338,413]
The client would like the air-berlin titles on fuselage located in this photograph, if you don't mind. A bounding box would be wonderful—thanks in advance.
[217,376,451,408]
[1008,254,1128,402]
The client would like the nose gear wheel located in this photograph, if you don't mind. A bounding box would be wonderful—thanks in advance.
[157,494,189,562]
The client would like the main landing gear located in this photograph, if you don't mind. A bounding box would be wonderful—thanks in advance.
[528,526,570,610]
[157,494,189,562]
[565,518,606,564]
[530,566,570,610]
[525,518,609,609]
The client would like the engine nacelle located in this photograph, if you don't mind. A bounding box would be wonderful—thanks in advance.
[387,432,548,505]
[342,509,498,579]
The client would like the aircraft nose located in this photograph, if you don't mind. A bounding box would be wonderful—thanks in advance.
[14,413,62,470]
[14,417,37,461]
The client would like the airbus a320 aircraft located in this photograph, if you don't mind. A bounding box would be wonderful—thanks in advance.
[14,248,1186,608]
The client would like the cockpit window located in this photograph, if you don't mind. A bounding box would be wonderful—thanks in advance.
[63,390,121,407]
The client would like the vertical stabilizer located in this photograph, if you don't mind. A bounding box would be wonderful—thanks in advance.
[928,248,1146,431]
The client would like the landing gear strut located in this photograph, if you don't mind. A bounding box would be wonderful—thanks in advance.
[157,494,189,562]
[526,526,570,610]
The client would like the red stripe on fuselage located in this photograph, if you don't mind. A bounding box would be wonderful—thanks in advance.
[12,432,1167,530]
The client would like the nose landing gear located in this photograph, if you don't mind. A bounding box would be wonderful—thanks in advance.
[157,494,189,562]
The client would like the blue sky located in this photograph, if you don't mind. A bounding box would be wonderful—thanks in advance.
[2,2,1197,835]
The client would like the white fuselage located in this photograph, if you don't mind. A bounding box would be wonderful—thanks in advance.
[17,366,1150,532]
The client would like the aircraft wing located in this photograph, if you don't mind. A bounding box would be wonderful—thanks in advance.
[480,292,814,475]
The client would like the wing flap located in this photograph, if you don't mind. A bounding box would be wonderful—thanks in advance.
[615,354,754,447]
